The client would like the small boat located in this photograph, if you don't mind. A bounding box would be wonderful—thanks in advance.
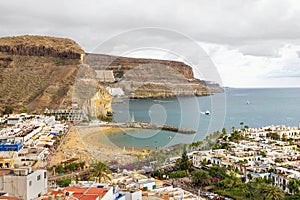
[246,100,250,105]
[200,110,210,115]
[168,136,172,139]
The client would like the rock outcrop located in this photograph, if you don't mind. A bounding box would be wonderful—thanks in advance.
[85,54,222,98]
[72,64,112,119]
[0,35,84,60]
[86,53,194,80]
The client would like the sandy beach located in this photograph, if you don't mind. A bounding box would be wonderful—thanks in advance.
[50,126,140,166]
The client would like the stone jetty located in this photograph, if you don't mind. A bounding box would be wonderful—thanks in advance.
[100,121,196,134]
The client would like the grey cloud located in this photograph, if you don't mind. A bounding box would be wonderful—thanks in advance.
[268,65,300,78]
[236,41,284,57]
[1,0,300,56]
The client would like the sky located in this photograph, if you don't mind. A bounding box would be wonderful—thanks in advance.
[1,0,300,87]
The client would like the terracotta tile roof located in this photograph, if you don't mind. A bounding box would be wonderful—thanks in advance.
[72,193,82,199]
[85,188,108,197]
[64,187,86,194]
[79,195,99,200]
[0,197,21,200]
[50,191,63,195]
[43,186,109,200]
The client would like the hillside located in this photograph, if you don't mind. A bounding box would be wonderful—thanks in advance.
[0,35,111,119]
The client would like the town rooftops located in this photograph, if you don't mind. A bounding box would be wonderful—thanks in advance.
[42,187,110,200]
[0,196,22,200]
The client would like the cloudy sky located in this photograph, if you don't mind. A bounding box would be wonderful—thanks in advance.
[1,0,300,87]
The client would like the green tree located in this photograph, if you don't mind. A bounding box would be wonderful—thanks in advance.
[221,142,230,150]
[259,183,284,200]
[247,173,253,181]
[208,166,228,179]
[285,193,300,200]
[3,106,13,115]
[288,179,300,194]
[229,130,243,143]
[55,164,65,174]
[168,170,187,179]
[191,170,211,190]
[177,149,191,171]
[221,128,227,136]
[90,162,112,183]
[57,179,71,187]
[222,172,242,196]
[269,132,280,140]
[244,182,259,200]
[201,158,208,166]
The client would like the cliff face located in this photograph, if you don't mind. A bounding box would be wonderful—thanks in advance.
[82,87,112,119]
[72,64,112,119]
[0,35,84,59]
[85,54,195,80]
[85,54,222,98]
[0,35,111,118]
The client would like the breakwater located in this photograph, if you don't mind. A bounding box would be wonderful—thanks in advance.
[100,122,196,134]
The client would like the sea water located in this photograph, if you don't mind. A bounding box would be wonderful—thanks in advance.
[106,88,300,149]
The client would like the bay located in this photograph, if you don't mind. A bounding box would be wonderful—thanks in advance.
[106,88,300,149]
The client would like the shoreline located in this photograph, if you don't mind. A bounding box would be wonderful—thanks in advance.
[50,126,144,166]
[78,126,149,151]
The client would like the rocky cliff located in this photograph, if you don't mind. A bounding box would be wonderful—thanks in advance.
[0,35,84,60]
[0,35,111,119]
[86,53,194,80]
[0,35,222,117]
[85,53,222,98]
[72,64,112,119]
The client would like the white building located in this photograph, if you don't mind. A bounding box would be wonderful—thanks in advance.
[121,190,142,200]
[0,168,47,200]
[106,87,124,97]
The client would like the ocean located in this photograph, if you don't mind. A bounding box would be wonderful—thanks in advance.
[105,88,300,149]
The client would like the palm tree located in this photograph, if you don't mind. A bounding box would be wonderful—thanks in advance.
[191,170,211,191]
[222,172,242,196]
[288,178,300,194]
[244,182,258,200]
[259,183,284,200]
[90,162,112,183]
[267,185,284,200]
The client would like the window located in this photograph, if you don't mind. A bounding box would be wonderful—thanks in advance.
[37,175,41,181]
[29,181,32,186]
[44,172,47,179]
